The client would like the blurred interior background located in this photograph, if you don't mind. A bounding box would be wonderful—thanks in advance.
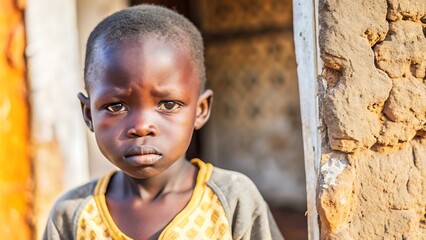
[0,0,307,239]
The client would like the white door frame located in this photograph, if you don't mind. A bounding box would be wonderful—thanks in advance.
[293,0,321,239]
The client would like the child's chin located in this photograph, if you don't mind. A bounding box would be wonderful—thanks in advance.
[122,165,162,180]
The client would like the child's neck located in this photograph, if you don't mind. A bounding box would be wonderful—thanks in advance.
[108,159,197,202]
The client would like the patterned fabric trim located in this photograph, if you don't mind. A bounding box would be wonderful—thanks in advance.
[158,159,232,239]
[76,171,118,239]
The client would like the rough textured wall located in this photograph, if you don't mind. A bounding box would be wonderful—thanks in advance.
[318,0,426,238]
[0,0,32,239]
[192,0,306,207]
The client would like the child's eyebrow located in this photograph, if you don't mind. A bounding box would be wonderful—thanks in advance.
[151,89,172,98]
[111,87,132,94]
[151,87,184,99]
[94,86,132,99]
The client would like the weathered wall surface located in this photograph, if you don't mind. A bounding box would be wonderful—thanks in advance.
[192,0,306,207]
[318,0,426,238]
[0,0,32,239]
[26,0,90,237]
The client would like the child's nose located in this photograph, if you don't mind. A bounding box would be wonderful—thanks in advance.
[126,110,157,138]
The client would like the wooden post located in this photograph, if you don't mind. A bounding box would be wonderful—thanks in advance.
[293,0,321,239]
[25,0,89,237]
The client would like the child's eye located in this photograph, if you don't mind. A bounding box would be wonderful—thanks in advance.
[157,101,182,112]
[105,103,126,113]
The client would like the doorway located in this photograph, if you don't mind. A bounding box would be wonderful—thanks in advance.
[131,1,308,238]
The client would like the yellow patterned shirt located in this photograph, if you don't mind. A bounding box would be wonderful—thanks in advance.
[75,159,232,240]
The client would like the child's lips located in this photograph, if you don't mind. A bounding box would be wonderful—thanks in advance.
[123,145,162,166]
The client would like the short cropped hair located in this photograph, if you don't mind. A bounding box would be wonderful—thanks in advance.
[84,5,206,91]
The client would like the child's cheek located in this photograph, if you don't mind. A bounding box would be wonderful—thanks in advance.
[94,113,122,133]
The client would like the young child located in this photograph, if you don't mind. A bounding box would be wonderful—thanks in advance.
[43,5,283,240]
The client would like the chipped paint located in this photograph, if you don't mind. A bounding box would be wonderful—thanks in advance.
[320,156,349,189]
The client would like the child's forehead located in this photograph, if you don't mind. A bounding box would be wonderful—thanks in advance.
[86,36,200,91]
[85,34,203,93]
[98,35,191,65]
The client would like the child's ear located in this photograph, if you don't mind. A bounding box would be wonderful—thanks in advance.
[194,89,213,130]
[78,92,94,132]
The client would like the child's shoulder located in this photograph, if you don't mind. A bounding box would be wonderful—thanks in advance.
[209,166,259,191]
[53,178,98,209]
[43,179,99,239]
[207,166,284,240]
[208,165,265,207]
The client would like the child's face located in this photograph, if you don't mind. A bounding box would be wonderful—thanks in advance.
[79,36,212,179]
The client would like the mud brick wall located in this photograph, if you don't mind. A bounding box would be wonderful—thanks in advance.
[318,0,426,238]
[192,0,306,207]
